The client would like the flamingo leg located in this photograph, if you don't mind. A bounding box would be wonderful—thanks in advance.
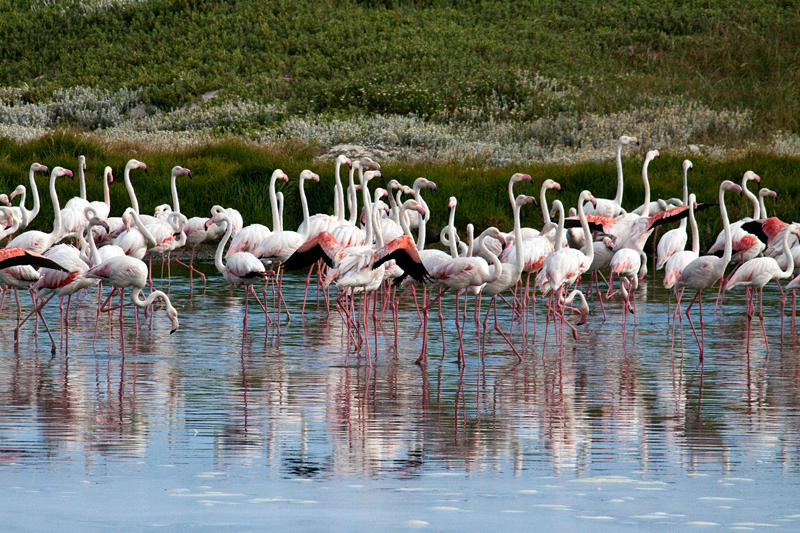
[684,290,704,362]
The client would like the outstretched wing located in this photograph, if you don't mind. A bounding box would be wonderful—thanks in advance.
[0,248,68,272]
[646,203,716,231]
[282,232,338,270]
[373,236,432,284]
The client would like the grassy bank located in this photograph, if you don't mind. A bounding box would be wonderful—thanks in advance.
[2,133,799,250]
[1,1,799,151]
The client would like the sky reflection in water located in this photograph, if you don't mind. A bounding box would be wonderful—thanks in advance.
[1,267,799,531]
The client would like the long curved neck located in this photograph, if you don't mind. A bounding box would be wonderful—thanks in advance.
[614,139,624,206]
[743,178,759,219]
[759,195,769,219]
[540,184,552,225]
[688,199,699,255]
[373,207,384,249]
[277,193,284,232]
[347,166,358,225]
[129,209,156,247]
[269,173,281,232]
[720,187,733,266]
[79,163,87,200]
[467,226,474,257]
[334,160,343,221]
[416,206,427,251]
[171,172,180,213]
[553,203,565,249]
[130,286,176,316]
[215,217,233,275]
[512,200,523,275]
[124,164,140,213]
[28,167,41,221]
[16,189,29,229]
[300,177,312,239]
[447,205,458,258]
[399,205,413,238]
[577,195,594,265]
[640,159,652,217]
[479,233,503,284]
[359,171,372,245]
[780,231,795,278]
[103,170,111,208]
[390,189,401,224]
[48,173,62,241]
[86,222,102,265]
[508,179,516,209]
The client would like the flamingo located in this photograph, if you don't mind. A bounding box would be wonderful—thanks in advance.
[583,135,638,217]
[475,172,532,262]
[480,191,538,360]
[542,191,596,344]
[14,162,49,231]
[673,180,742,362]
[207,208,272,336]
[608,150,660,252]
[726,223,799,349]
[607,247,647,332]
[227,169,288,257]
[7,166,74,253]
[253,169,321,320]
[59,155,92,241]
[86,255,180,354]
[656,160,693,269]
[664,194,702,291]
[0,206,21,241]
[88,166,114,221]
[113,208,158,259]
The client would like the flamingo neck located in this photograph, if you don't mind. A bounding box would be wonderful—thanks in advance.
[416,206,427,251]
[399,205,413,239]
[124,164,140,213]
[447,205,458,258]
[640,158,652,218]
[48,172,62,242]
[79,163,87,201]
[86,222,102,266]
[467,226,474,257]
[759,195,769,219]
[128,209,156,248]
[277,193,284,232]
[577,193,594,265]
[130,286,177,316]
[103,169,111,208]
[359,169,372,245]
[553,203,565,250]
[479,230,502,284]
[780,230,795,279]
[16,189,29,229]
[334,160,344,221]
[171,171,180,214]
[540,184,552,225]
[613,139,624,207]
[269,173,281,232]
[720,186,733,266]
[215,215,233,276]
[373,206,384,249]
[300,176,312,239]
[512,199,524,275]
[28,167,41,223]
[347,166,358,225]
[688,197,699,255]
[742,176,759,219]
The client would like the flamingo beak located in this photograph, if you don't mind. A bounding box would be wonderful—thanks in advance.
[346,158,352,167]
[578,313,588,326]
[415,206,426,217]
[554,182,561,191]
[141,163,148,172]
[204,219,213,230]
[100,221,110,232]
[769,191,778,198]
[497,234,507,248]
[428,182,437,191]
[63,169,74,179]
[108,172,114,184]
[187,169,193,179]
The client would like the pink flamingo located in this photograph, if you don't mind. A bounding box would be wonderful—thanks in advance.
[656,160,693,269]
[583,135,638,218]
[86,255,179,355]
[207,208,272,337]
[726,224,799,350]
[673,180,742,363]
[7,166,73,253]
[227,169,288,257]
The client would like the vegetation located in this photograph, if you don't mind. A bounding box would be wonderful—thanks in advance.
[0,1,799,141]
[1,133,798,251]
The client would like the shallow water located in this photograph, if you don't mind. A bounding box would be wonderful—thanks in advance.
[1,263,799,531]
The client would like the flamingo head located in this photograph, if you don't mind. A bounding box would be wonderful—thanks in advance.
[516,194,537,207]
[683,159,693,172]
[549,200,563,220]
[361,157,380,171]
[620,135,639,146]
[404,199,426,218]
[580,190,597,208]
[511,173,532,183]
[363,170,380,181]
[31,162,48,173]
[722,180,743,195]
[299,170,320,183]
[55,167,74,179]
[401,185,414,195]
[9,185,25,200]
[0,194,9,206]
[448,196,457,209]
[743,170,759,185]
[104,166,114,184]
[602,236,615,250]
[543,179,561,191]
[167,308,180,335]
[789,224,800,236]
[128,159,147,173]
[336,154,351,168]
[491,228,507,249]
[79,155,86,171]
[387,179,401,190]
[647,149,660,161]
[760,188,778,199]
[173,166,192,179]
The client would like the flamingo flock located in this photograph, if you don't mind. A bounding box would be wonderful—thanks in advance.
[2,140,799,368]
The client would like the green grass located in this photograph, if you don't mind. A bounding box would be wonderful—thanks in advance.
[1,0,799,137]
[2,133,799,251]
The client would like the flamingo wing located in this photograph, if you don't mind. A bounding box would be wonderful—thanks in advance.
[373,236,431,284]
[0,248,68,271]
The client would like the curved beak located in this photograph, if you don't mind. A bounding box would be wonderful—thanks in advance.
[170,321,179,334]
[187,169,193,180]
[64,169,74,179]
[204,219,214,230]
[99,220,110,232]
[346,158,352,167]
[553,182,561,191]
[415,205,426,217]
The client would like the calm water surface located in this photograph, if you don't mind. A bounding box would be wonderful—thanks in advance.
[1,263,799,531]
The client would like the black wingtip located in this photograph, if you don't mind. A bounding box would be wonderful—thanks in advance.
[0,253,68,272]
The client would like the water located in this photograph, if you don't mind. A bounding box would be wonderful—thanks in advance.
[1,263,799,531]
